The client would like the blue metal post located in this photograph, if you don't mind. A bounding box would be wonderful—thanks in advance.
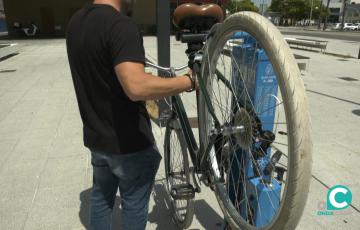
[229,32,281,227]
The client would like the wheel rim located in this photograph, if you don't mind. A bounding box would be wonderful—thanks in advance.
[201,28,292,229]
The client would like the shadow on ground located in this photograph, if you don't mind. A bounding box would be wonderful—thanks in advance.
[79,182,224,229]
[79,188,122,229]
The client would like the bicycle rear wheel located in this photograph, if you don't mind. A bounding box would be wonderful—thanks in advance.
[198,12,312,230]
[164,118,195,229]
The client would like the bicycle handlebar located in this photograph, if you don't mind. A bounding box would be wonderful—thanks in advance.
[145,61,188,75]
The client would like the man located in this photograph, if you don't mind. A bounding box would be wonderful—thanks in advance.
[66,0,196,229]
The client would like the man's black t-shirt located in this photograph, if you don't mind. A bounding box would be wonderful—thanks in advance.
[66,4,155,155]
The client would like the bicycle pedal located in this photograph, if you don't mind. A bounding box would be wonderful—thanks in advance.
[170,184,195,200]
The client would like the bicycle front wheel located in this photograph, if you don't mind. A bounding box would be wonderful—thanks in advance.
[164,118,195,229]
[198,12,312,230]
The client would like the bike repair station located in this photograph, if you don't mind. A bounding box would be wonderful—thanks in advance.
[155,1,286,229]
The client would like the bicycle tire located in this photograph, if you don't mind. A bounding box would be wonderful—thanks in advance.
[198,12,313,230]
[164,118,195,229]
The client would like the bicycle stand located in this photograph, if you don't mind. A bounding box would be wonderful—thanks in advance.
[226,32,282,228]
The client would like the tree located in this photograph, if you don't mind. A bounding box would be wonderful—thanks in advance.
[269,0,305,25]
[307,0,330,20]
[269,0,328,25]
[224,0,259,14]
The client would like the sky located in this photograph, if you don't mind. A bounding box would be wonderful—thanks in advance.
[251,0,272,11]
[252,0,272,7]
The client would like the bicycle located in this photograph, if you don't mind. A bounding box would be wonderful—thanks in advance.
[146,3,312,230]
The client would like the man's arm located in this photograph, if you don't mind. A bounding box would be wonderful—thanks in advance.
[115,61,192,101]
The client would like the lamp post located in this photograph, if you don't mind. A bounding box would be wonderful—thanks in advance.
[309,0,314,26]
[318,0,324,29]
[314,6,319,27]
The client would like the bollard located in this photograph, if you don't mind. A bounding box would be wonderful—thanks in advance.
[358,47,360,59]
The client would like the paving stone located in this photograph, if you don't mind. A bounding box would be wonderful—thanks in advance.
[0,35,359,230]
[23,206,83,230]
[38,155,87,189]
[0,138,18,167]
[0,210,28,230]
[0,173,39,213]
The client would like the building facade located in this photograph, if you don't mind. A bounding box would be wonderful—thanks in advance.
[4,0,156,37]
[345,3,360,22]
[328,0,360,23]
[3,0,227,37]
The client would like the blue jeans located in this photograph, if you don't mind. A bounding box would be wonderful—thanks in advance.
[90,145,161,230]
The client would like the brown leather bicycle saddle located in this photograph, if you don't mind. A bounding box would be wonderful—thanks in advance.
[173,4,224,31]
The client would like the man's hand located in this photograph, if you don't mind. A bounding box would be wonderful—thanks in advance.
[185,70,199,92]
[192,71,199,90]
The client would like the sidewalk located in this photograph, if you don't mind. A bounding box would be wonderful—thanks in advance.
[0,37,359,229]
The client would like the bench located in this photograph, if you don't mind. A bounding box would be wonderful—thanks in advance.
[221,46,310,72]
[285,38,328,53]
[0,43,19,60]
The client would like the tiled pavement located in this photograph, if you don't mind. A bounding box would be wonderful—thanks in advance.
[0,37,359,229]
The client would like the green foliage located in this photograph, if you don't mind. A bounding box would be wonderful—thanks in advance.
[224,0,259,14]
[269,0,329,21]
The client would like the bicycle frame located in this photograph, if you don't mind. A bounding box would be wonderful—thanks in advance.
[150,10,313,228]
[168,93,200,168]
[147,58,226,175]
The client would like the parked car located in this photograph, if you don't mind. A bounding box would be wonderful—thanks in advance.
[333,23,341,30]
[354,23,360,31]
[333,23,357,30]
[343,23,357,31]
